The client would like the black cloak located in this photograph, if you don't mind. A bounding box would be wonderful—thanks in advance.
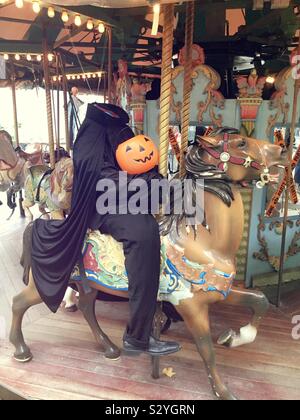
[31,103,160,313]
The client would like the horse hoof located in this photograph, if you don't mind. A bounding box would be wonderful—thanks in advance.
[13,352,33,363]
[105,347,121,361]
[65,305,78,313]
[217,329,236,347]
[213,385,239,401]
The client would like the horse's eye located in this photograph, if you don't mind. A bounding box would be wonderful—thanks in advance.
[238,141,247,149]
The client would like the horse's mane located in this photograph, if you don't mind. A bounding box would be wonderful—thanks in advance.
[159,127,238,236]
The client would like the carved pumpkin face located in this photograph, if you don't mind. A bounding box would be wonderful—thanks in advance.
[116,135,159,175]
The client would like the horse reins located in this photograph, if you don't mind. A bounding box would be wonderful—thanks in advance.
[200,133,272,188]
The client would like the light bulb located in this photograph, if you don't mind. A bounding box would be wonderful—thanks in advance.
[36,54,42,62]
[48,7,55,18]
[3,54,9,60]
[26,54,32,61]
[61,11,69,23]
[15,54,20,61]
[15,0,24,8]
[53,76,57,82]
[48,53,54,62]
[77,75,81,80]
[266,76,275,84]
[66,75,71,80]
[32,1,40,14]
[71,75,76,80]
[98,23,105,34]
[87,20,93,31]
[74,15,82,27]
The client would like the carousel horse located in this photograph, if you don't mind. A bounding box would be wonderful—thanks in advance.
[9,128,287,400]
[0,130,73,219]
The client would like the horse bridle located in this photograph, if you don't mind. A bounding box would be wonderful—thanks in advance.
[200,133,271,188]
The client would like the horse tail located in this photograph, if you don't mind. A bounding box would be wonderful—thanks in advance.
[20,222,33,286]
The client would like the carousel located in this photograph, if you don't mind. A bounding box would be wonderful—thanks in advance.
[0,0,300,402]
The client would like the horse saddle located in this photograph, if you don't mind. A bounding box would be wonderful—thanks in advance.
[71,230,234,306]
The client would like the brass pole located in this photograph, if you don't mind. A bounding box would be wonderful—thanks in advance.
[108,27,113,104]
[56,54,60,150]
[180,1,195,177]
[42,28,55,169]
[59,54,71,153]
[159,4,175,177]
[11,64,20,148]
[277,39,300,307]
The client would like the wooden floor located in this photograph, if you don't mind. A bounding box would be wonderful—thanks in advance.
[1,192,300,400]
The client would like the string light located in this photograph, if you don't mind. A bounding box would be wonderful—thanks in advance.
[87,20,94,30]
[15,0,24,8]
[48,53,54,62]
[37,54,42,62]
[32,1,41,14]
[26,54,32,61]
[3,54,9,60]
[48,7,55,18]
[74,14,82,27]
[53,71,104,82]
[61,11,69,23]
[15,54,20,61]
[266,76,275,84]
[98,23,105,34]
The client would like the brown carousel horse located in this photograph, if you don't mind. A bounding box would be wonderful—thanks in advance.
[9,128,287,400]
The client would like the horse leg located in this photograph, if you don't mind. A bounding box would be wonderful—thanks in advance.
[176,292,237,400]
[19,191,25,218]
[9,271,43,362]
[77,285,121,361]
[22,201,34,222]
[217,287,269,348]
[63,287,78,312]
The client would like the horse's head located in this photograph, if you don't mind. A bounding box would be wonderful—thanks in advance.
[197,127,288,185]
[0,130,18,171]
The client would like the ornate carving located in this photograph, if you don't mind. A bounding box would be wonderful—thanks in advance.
[236,69,266,99]
[170,45,225,127]
[266,67,291,136]
[253,215,300,271]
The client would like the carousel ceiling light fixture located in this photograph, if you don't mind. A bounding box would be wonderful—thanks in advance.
[48,53,54,62]
[32,1,41,14]
[87,20,94,30]
[37,54,42,61]
[15,0,24,8]
[98,23,105,34]
[26,54,32,61]
[266,75,275,84]
[74,14,82,27]
[61,11,69,23]
[3,54,9,60]
[15,53,20,61]
[47,6,55,18]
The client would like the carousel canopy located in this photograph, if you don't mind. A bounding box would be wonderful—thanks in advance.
[0,0,300,91]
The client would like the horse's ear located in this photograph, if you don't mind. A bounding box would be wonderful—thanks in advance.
[196,135,220,148]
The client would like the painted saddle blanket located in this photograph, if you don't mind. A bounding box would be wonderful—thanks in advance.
[71,230,234,306]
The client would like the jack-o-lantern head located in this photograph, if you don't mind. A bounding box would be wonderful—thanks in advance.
[116,135,159,175]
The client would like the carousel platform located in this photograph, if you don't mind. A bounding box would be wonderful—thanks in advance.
[1,196,300,401]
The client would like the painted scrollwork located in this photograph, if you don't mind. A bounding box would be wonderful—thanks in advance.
[266,67,291,137]
[170,64,225,127]
[253,215,300,271]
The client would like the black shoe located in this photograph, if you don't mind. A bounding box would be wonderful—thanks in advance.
[123,336,181,357]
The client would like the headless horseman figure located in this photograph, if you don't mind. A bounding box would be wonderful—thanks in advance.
[31,103,180,356]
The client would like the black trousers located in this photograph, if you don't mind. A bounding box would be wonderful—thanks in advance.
[100,214,161,348]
